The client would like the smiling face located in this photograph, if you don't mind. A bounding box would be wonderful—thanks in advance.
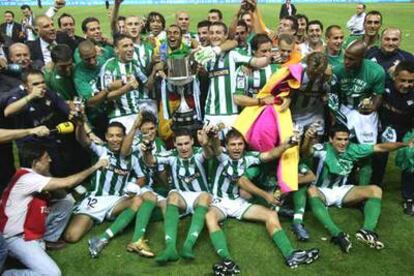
[149,15,163,36]
[364,14,381,37]
[197,26,210,46]
[381,29,401,54]
[105,126,125,153]
[394,70,414,94]
[307,23,322,44]
[116,37,134,63]
[9,44,31,69]
[4,12,13,24]
[234,25,248,47]
[226,136,246,160]
[140,121,157,142]
[59,16,75,38]
[278,19,295,36]
[85,20,103,42]
[209,24,227,47]
[37,17,56,43]
[330,131,350,153]
[167,25,182,50]
[326,27,344,55]
[278,40,294,62]
[297,17,307,37]
[174,135,194,159]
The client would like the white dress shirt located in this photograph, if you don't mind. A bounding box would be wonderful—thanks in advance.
[40,38,55,64]
[346,13,366,35]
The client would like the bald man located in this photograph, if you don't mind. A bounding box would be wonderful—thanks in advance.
[25,15,76,66]
[176,11,197,47]
[366,27,414,74]
[331,40,386,185]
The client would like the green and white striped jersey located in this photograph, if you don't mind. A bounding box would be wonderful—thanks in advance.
[100,57,149,118]
[130,136,166,189]
[155,147,210,192]
[312,143,374,189]
[205,50,252,116]
[88,142,134,196]
[133,42,153,73]
[212,151,261,199]
[235,64,280,98]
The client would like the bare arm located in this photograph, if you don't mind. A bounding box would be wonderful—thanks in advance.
[298,170,316,185]
[238,176,277,205]
[301,127,318,158]
[106,78,138,101]
[120,113,142,156]
[233,95,263,107]
[4,94,35,118]
[0,126,50,144]
[75,115,91,148]
[249,56,271,69]
[374,142,410,153]
[86,90,108,107]
[219,39,238,53]
[260,142,293,163]
[43,158,107,191]
[110,0,122,35]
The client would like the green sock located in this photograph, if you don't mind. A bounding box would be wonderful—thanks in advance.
[100,208,135,240]
[132,200,156,243]
[210,230,232,260]
[272,229,295,258]
[163,204,179,248]
[358,158,372,186]
[309,197,342,237]
[293,186,307,224]
[362,197,382,231]
[183,205,208,253]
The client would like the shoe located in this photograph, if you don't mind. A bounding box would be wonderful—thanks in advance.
[88,236,108,258]
[292,223,310,241]
[331,232,352,253]
[355,229,384,250]
[403,200,414,216]
[277,207,294,219]
[212,259,240,275]
[127,238,155,258]
[45,240,66,251]
[285,248,319,268]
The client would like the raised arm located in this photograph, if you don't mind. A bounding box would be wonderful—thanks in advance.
[4,88,44,118]
[75,114,92,148]
[374,141,411,153]
[110,0,123,35]
[120,113,142,156]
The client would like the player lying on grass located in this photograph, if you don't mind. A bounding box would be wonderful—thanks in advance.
[88,112,169,258]
[142,126,217,264]
[206,129,319,275]
[302,124,413,253]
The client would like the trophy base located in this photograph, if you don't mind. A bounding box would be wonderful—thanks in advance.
[171,109,204,133]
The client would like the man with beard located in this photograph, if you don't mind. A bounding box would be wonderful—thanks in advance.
[331,40,385,186]
[299,20,324,57]
[325,25,345,68]
[366,27,414,74]
[343,10,382,50]
[100,34,150,133]
[1,11,23,44]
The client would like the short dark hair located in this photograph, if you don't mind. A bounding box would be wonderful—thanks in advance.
[307,20,324,32]
[329,125,350,139]
[281,15,298,34]
[173,128,193,141]
[236,20,248,31]
[107,121,126,135]
[208,9,223,20]
[51,44,73,63]
[113,33,132,47]
[19,142,48,168]
[82,17,100,33]
[358,3,367,9]
[5,10,15,18]
[225,129,245,145]
[197,20,211,29]
[251,33,272,52]
[295,14,309,26]
[58,13,75,28]
[209,22,228,35]
[22,68,43,84]
[118,16,126,22]
[278,33,295,45]
[20,5,31,11]
[325,25,342,38]
[167,24,183,36]
[394,61,414,76]
[140,111,158,126]
[145,12,166,33]
[364,10,383,24]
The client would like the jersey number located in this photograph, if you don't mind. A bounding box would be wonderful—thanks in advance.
[87,197,98,209]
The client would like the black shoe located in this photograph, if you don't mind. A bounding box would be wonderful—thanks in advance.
[403,200,414,216]
[331,232,352,253]
[212,259,240,275]
[355,229,384,250]
[285,248,319,268]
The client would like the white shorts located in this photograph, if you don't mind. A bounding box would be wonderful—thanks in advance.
[124,182,166,203]
[73,195,128,223]
[211,197,252,220]
[204,114,238,128]
[318,185,355,207]
[171,190,207,215]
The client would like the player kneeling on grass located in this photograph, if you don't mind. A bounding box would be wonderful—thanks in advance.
[143,126,216,264]
[64,117,143,246]
[88,112,169,258]
[303,124,413,253]
[206,129,319,274]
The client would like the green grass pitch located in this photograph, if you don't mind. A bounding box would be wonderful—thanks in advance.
[1,2,414,275]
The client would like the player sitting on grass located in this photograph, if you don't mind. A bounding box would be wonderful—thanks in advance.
[88,112,168,258]
[143,126,216,264]
[206,129,320,274]
[302,124,413,253]
[64,117,143,245]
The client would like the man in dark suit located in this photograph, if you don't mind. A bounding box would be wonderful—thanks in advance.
[279,0,297,19]
[57,13,84,48]
[26,15,77,67]
[1,11,23,45]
